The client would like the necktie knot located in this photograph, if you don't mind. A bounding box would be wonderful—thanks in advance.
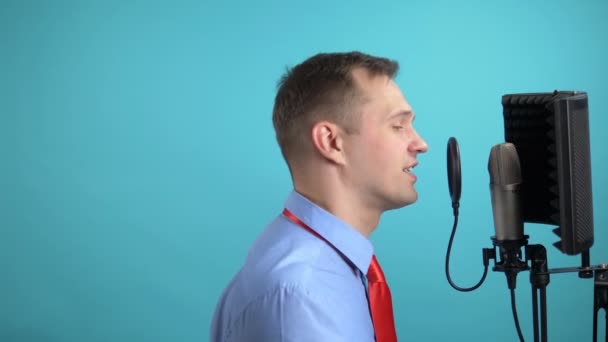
[367,255,386,284]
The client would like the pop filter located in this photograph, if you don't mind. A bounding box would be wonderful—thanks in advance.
[447,137,462,206]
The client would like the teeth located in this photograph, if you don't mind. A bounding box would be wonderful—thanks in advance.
[403,167,412,173]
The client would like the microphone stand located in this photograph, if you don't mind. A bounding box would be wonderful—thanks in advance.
[547,256,608,342]
[526,244,549,342]
[484,241,608,342]
[593,264,608,342]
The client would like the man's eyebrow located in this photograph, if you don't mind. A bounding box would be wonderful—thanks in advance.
[387,110,414,120]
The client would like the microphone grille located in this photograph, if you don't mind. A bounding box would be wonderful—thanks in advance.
[489,143,522,185]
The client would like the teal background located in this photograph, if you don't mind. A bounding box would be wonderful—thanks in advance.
[2,1,607,341]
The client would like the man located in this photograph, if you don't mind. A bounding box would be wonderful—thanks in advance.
[210,51,428,341]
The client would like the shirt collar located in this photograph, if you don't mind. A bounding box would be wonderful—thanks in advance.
[284,190,374,275]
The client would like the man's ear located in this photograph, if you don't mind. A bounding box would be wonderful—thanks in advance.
[310,121,346,165]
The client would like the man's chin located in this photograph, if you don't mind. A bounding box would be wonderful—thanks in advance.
[386,193,417,210]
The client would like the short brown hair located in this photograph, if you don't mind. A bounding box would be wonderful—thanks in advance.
[272,51,399,167]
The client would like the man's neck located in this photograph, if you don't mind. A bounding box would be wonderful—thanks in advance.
[294,184,380,238]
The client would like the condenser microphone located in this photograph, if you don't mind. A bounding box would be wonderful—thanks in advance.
[488,143,527,289]
[489,143,524,241]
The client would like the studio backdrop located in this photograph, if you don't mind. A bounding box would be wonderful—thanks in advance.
[2,1,607,341]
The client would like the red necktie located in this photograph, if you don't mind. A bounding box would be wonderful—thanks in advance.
[367,255,398,342]
[282,208,398,342]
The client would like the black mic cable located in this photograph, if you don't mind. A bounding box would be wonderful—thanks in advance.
[510,287,525,342]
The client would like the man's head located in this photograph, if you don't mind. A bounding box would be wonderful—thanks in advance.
[273,52,398,168]
[272,51,427,212]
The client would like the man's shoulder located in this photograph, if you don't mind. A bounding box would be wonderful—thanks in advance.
[244,214,361,292]
[210,236,328,342]
[214,217,338,316]
[243,219,324,292]
[210,218,373,342]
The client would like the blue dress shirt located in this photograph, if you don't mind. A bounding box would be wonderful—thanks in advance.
[210,190,377,342]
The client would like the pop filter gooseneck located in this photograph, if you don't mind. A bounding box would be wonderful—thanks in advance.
[445,137,488,292]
